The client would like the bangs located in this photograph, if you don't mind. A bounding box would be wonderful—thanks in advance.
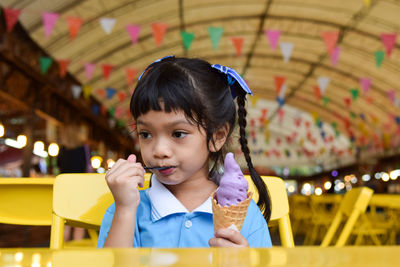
[130,63,202,124]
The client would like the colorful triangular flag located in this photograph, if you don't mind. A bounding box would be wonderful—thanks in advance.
[279,42,293,63]
[321,31,339,55]
[66,17,83,41]
[3,8,21,32]
[106,87,116,100]
[380,33,397,58]
[330,47,340,66]
[99,18,116,35]
[181,31,195,50]
[265,30,280,51]
[84,63,96,81]
[231,37,244,57]
[375,50,385,68]
[208,27,224,50]
[360,77,371,95]
[317,76,330,95]
[101,64,113,81]
[152,23,168,47]
[42,12,59,39]
[274,76,286,95]
[58,59,70,78]
[82,85,92,99]
[125,68,137,86]
[350,88,359,100]
[71,85,82,99]
[126,24,141,44]
[39,56,53,74]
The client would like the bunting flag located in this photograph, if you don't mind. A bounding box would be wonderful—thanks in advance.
[366,95,374,104]
[39,56,53,74]
[152,23,168,47]
[92,104,100,115]
[322,96,331,106]
[344,97,352,108]
[115,107,123,118]
[57,59,70,78]
[321,31,339,55]
[125,68,137,85]
[101,64,113,81]
[181,31,195,50]
[108,107,115,117]
[66,17,83,41]
[231,37,244,57]
[387,90,396,103]
[360,77,371,95]
[274,76,286,95]
[42,12,59,39]
[96,88,106,99]
[208,27,223,50]
[99,18,116,34]
[314,86,321,100]
[71,85,82,99]
[84,63,96,81]
[250,95,259,106]
[380,33,397,58]
[118,92,126,102]
[126,24,141,44]
[317,76,330,94]
[279,84,288,99]
[83,85,92,99]
[330,47,340,66]
[375,50,385,68]
[3,8,21,32]
[279,42,293,63]
[277,97,285,107]
[106,87,116,99]
[350,88,359,100]
[278,108,285,122]
[265,30,280,51]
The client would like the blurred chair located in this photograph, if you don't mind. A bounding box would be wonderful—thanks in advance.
[0,178,54,226]
[320,187,373,247]
[50,173,151,249]
[245,175,295,247]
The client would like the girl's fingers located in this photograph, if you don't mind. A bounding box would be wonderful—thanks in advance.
[127,154,136,163]
[213,228,249,247]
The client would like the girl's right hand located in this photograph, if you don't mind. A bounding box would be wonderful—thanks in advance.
[105,154,145,209]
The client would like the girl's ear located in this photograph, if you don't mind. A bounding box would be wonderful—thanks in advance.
[209,124,230,152]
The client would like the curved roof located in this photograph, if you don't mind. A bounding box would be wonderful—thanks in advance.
[3,0,400,172]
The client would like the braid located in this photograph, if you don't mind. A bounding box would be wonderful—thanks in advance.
[236,91,271,222]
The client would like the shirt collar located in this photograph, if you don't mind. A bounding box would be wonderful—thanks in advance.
[147,175,212,222]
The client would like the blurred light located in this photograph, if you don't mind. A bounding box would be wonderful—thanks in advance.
[303,183,311,191]
[324,181,332,190]
[5,138,24,149]
[338,182,345,190]
[334,184,341,192]
[107,159,115,169]
[32,253,41,264]
[91,156,103,169]
[48,143,59,157]
[283,167,290,176]
[346,184,353,191]
[47,262,52,267]
[375,172,382,179]
[14,252,23,262]
[331,170,338,177]
[362,174,371,182]
[351,177,358,184]
[288,185,295,193]
[97,167,106,173]
[34,141,44,152]
[315,187,322,195]
[334,179,341,184]
[33,149,48,158]
[382,172,390,182]
[17,135,27,147]
[0,124,4,137]
[389,170,400,180]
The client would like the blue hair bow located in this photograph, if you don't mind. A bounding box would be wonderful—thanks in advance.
[211,64,253,98]
[138,55,175,80]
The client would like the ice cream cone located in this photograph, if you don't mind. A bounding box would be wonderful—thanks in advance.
[212,191,253,232]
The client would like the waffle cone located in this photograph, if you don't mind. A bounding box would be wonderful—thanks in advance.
[212,191,253,232]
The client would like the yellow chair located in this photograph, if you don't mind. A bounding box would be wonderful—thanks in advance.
[320,187,373,247]
[0,178,54,226]
[50,173,151,249]
[245,175,295,247]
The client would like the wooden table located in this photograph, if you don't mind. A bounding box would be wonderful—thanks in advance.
[0,247,399,266]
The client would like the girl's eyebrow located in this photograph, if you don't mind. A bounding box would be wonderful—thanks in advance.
[136,119,190,127]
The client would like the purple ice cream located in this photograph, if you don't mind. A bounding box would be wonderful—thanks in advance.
[216,152,248,207]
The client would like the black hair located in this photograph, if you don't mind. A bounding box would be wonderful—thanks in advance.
[130,56,271,222]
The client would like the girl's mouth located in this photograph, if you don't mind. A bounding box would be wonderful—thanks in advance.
[158,167,176,175]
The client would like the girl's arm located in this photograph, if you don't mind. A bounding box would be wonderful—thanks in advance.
[103,154,145,247]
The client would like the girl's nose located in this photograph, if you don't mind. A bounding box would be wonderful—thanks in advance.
[153,138,172,159]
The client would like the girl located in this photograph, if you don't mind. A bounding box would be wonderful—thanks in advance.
[97,56,272,248]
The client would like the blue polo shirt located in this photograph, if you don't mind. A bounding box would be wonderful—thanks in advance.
[97,176,272,248]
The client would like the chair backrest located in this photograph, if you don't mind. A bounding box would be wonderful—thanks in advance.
[320,187,373,247]
[0,178,54,226]
[50,173,151,249]
[244,175,295,247]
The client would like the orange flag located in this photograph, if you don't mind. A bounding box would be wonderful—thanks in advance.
[321,31,339,55]
[101,64,113,81]
[274,76,286,95]
[152,23,168,47]
[57,59,70,78]
[96,88,106,99]
[314,86,321,100]
[66,17,83,41]
[118,92,126,102]
[231,37,244,57]
[3,8,21,32]
[125,68,138,85]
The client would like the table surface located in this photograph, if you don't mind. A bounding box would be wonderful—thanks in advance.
[0,246,399,267]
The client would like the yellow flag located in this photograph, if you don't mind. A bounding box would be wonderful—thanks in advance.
[83,85,92,99]
[250,95,259,107]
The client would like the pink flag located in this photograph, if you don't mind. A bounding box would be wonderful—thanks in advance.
[381,33,397,58]
[388,90,396,103]
[360,77,371,95]
[84,63,96,81]
[330,47,340,66]
[42,12,59,39]
[126,25,141,45]
[265,30,280,51]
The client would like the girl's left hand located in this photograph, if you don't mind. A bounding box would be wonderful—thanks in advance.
[208,228,249,247]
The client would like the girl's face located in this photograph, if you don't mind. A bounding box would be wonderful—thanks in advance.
[136,108,210,185]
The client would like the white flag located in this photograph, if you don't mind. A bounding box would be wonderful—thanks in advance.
[317,76,330,94]
[279,42,293,63]
[100,18,116,35]
[71,85,82,99]
[279,83,287,99]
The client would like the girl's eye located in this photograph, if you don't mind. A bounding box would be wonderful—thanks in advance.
[138,132,152,139]
[173,131,187,138]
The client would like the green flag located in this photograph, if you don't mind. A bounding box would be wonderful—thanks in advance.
[208,27,223,50]
[322,96,331,106]
[181,31,195,50]
[375,50,385,68]
[349,111,356,119]
[117,120,125,128]
[350,88,359,100]
[108,107,115,117]
[40,56,53,74]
